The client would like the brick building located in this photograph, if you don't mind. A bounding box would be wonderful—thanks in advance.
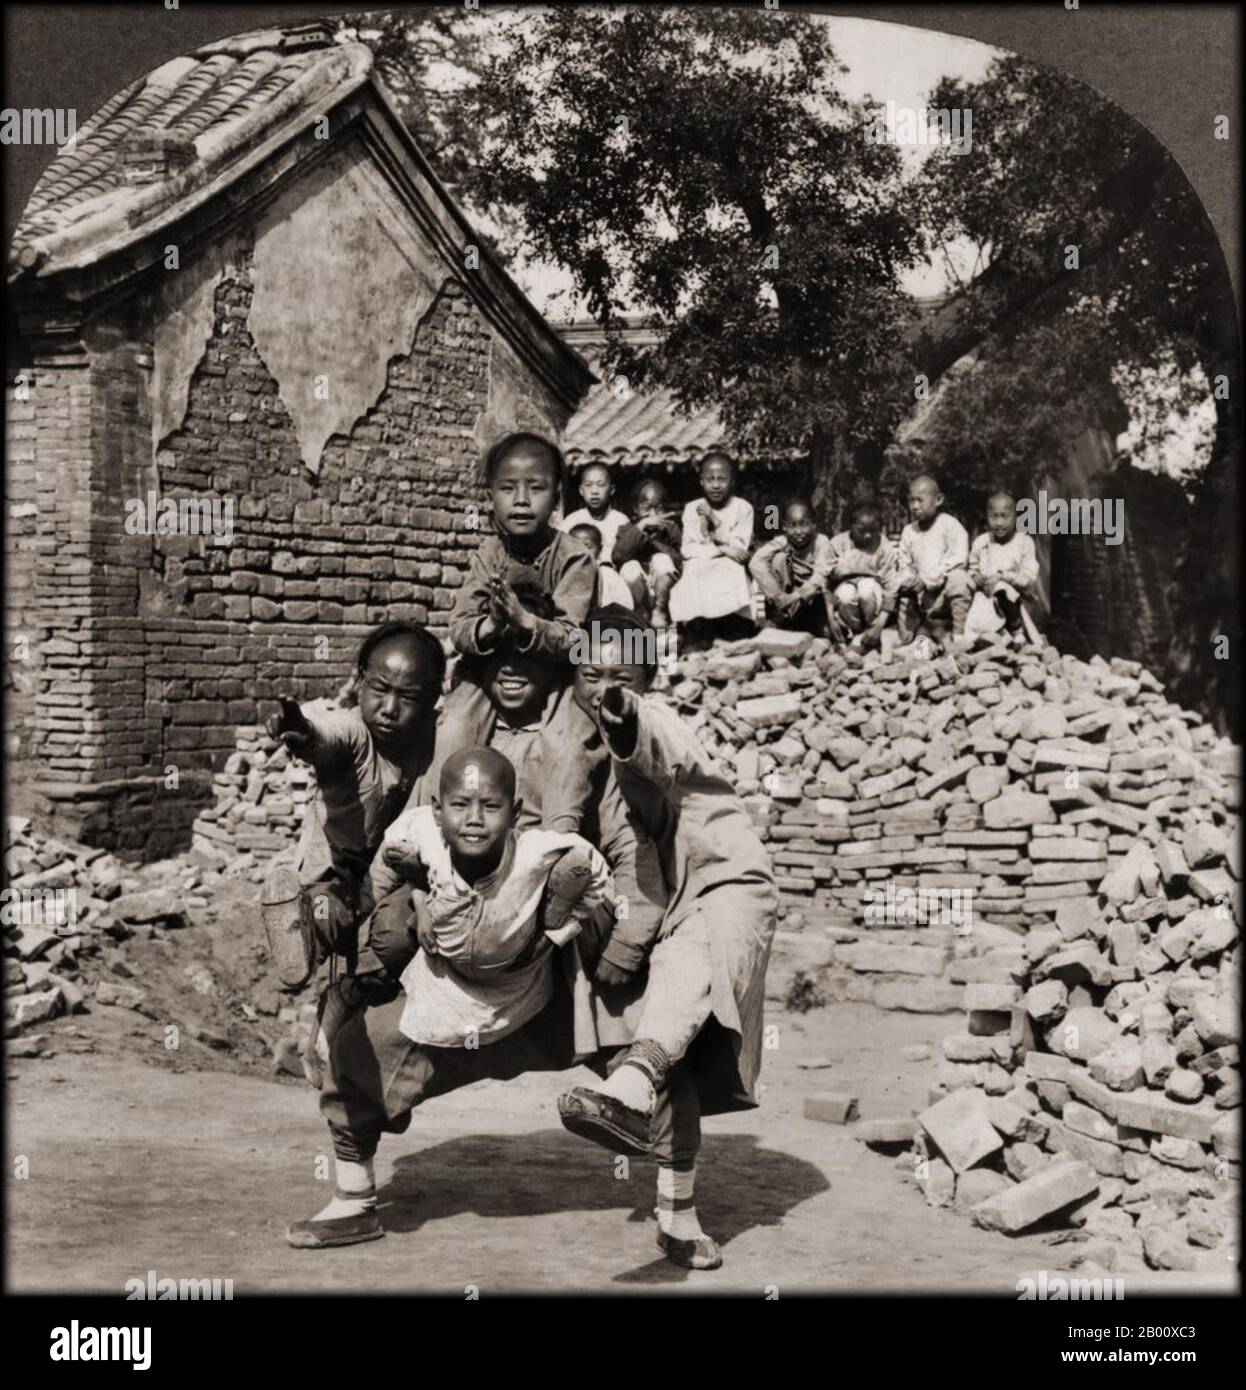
[5,24,593,857]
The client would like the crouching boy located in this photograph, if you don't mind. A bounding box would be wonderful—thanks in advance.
[969,490,1041,641]
[895,474,972,648]
[827,500,899,648]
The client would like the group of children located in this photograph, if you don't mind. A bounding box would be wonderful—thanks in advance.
[257,431,1043,1271]
[262,430,778,1272]
[555,454,1042,652]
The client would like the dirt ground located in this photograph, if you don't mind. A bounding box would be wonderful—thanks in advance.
[8,999,1235,1295]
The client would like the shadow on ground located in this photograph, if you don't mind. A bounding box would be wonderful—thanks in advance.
[382,1128,830,1285]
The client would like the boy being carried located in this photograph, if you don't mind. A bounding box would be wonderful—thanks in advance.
[445,431,596,833]
[827,500,900,650]
[748,497,834,635]
[895,473,971,648]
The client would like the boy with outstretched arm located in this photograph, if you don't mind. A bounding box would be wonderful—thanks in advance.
[556,631,778,1268]
[260,622,444,997]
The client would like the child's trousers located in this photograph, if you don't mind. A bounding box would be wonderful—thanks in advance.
[897,566,971,640]
[320,993,701,1167]
[629,911,714,1067]
[832,577,884,631]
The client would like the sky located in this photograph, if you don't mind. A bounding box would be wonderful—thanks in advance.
[507,12,1002,319]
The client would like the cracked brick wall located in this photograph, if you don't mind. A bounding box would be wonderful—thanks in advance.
[7,261,567,857]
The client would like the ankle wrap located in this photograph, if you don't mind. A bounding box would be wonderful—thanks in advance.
[625,1038,673,1085]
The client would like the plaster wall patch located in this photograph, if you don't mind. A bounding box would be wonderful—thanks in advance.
[249,145,438,474]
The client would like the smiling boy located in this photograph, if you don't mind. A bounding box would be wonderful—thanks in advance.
[287,746,612,1249]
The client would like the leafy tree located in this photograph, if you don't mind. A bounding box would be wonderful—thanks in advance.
[912,56,1239,731]
[335,9,488,205]
[464,6,924,522]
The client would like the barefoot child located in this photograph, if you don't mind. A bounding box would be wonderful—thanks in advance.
[827,500,900,649]
[286,747,613,1249]
[896,473,971,648]
[968,490,1040,640]
[444,432,596,833]
[748,497,834,634]
[612,479,682,627]
[560,461,629,561]
[669,450,755,643]
[567,522,635,609]
[260,622,445,995]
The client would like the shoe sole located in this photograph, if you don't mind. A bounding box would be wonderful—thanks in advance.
[285,1222,385,1250]
[261,866,314,991]
[557,1090,653,1157]
[656,1232,723,1270]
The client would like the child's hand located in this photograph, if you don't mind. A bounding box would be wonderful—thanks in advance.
[267,696,314,754]
[488,577,536,633]
[594,956,634,987]
[598,684,639,756]
[861,615,887,650]
[382,838,424,878]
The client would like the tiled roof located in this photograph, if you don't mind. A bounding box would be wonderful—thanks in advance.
[559,294,955,473]
[8,24,373,280]
[559,333,800,472]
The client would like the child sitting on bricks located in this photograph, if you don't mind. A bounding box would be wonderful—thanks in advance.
[285,745,613,1249]
[827,499,900,649]
[748,497,834,635]
[895,473,971,649]
[443,431,597,834]
[611,478,683,628]
[968,489,1041,641]
[567,521,636,610]
[259,621,445,997]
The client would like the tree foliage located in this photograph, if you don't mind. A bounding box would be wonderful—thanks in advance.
[910,56,1238,729]
[464,6,923,460]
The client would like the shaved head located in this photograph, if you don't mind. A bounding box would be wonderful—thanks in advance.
[440,746,517,802]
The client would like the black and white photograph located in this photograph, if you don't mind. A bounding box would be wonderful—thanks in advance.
[1,0,1240,1349]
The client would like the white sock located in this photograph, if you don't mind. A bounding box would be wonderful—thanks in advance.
[595,1060,656,1114]
[312,1157,377,1221]
[656,1164,704,1241]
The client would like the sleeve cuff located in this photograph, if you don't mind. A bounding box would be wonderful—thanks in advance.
[600,936,647,973]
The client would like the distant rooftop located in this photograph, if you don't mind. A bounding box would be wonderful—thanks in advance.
[559,296,952,474]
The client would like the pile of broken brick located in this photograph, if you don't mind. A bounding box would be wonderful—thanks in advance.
[673,628,1238,1027]
[670,627,1239,1273]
